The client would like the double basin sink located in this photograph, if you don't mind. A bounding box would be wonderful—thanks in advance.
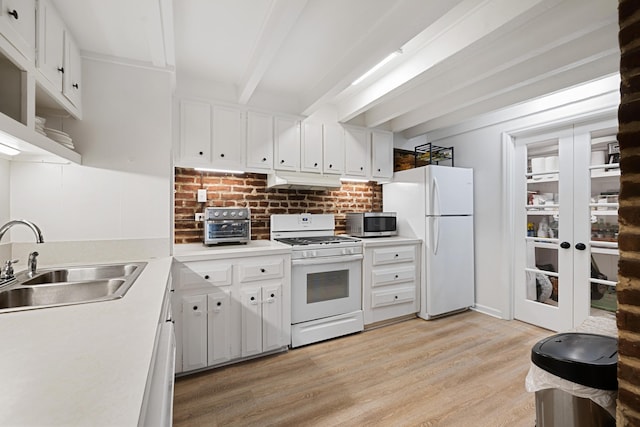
[0,262,146,313]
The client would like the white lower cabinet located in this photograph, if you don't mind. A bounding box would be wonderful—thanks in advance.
[174,252,290,374]
[362,240,421,326]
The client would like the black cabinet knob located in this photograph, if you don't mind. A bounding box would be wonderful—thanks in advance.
[250,296,255,301]
[329,164,333,168]
[575,243,586,251]
[360,166,363,171]
[217,301,222,307]
[395,275,399,279]
[8,9,18,19]
[57,67,64,73]
[280,159,285,164]
[262,157,267,162]
[560,242,570,249]
[314,162,318,167]
[220,153,225,158]
[204,274,210,280]
[260,268,266,273]
[394,295,398,299]
[270,293,275,298]
[73,83,79,89]
[198,151,203,156]
[378,168,381,172]
[192,306,198,311]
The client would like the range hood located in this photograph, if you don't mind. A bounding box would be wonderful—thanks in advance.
[266,171,342,190]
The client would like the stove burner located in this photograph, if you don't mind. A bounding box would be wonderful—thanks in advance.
[275,235,360,246]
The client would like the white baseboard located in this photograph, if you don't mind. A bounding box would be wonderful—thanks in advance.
[471,304,507,320]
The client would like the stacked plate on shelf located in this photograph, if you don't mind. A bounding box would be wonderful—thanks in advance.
[35,116,47,136]
[44,127,74,150]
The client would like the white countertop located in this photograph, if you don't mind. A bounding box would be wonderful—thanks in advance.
[173,240,291,262]
[0,256,173,426]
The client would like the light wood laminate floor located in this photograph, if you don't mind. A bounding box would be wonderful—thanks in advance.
[173,311,550,427]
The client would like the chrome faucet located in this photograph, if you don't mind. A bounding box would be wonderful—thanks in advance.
[0,220,44,280]
[0,220,45,244]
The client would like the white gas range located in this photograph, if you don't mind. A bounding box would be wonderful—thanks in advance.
[270,213,364,348]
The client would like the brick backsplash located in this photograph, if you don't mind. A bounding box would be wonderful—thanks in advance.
[174,167,382,243]
[617,1,640,424]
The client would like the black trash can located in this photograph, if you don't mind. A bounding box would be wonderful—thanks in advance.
[531,332,618,427]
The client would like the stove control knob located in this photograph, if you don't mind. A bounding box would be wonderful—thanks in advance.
[222,211,228,217]
[231,211,236,217]
[342,248,353,255]
[213,211,220,217]
[238,211,244,217]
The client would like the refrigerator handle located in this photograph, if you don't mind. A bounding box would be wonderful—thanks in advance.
[432,176,441,216]
[431,217,440,255]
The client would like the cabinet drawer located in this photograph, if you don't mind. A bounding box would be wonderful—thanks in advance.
[371,287,416,308]
[239,257,284,283]
[372,246,416,265]
[180,261,233,289]
[372,266,416,287]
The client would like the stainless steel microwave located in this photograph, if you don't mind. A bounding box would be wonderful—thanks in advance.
[346,212,397,238]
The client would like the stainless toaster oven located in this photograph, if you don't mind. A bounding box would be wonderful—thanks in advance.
[204,207,251,245]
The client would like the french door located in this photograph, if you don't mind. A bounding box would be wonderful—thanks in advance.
[513,118,619,331]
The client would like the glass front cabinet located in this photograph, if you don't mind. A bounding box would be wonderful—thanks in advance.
[513,118,619,331]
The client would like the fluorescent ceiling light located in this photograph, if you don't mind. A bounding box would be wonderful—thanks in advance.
[340,177,370,183]
[194,167,245,174]
[351,49,402,86]
[0,138,20,156]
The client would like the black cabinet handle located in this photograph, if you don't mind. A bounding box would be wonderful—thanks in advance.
[329,164,333,168]
[204,274,210,280]
[280,159,285,164]
[260,268,266,273]
[395,275,399,279]
[262,157,267,162]
[378,168,381,172]
[250,296,255,301]
[8,9,18,19]
[220,153,225,158]
[192,306,198,311]
[314,162,318,167]
[575,243,586,251]
[560,242,571,249]
[73,83,79,89]
[198,151,203,156]
[395,254,399,257]
[57,67,64,73]
[217,301,222,307]
[360,166,363,171]
[270,293,275,298]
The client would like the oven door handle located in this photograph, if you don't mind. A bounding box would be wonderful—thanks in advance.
[292,254,363,266]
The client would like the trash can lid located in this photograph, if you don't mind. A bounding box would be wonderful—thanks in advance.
[531,333,618,390]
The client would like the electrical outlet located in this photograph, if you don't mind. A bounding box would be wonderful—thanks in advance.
[195,213,205,221]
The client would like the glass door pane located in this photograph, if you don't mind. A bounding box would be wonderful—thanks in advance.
[525,140,561,307]
[588,133,619,315]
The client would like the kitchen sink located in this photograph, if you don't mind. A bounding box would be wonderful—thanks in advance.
[0,280,126,309]
[17,263,142,285]
[0,262,146,313]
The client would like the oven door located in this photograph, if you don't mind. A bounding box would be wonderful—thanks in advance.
[291,254,362,324]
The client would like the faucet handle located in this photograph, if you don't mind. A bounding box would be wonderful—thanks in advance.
[1,259,19,279]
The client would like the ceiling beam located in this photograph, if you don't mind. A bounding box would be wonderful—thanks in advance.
[363,13,617,129]
[237,0,307,105]
[335,0,559,124]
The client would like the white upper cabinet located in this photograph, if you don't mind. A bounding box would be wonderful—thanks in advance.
[179,100,211,166]
[274,116,300,171]
[371,129,393,180]
[36,0,64,90]
[62,31,81,109]
[301,121,322,173]
[0,0,36,63]
[344,125,370,177]
[177,99,245,171]
[246,111,274,172]
[323,123,344,175]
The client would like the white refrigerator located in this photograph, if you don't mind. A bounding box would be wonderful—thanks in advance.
[383,165,474,319]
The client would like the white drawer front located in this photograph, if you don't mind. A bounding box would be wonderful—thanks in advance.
[239,257,285,283]
[372,246,416,265]
[371,266,415,287]
[372,287,416,308]
[180,261,233,288]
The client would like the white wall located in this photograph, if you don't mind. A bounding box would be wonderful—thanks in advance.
[9,58,173,246]
[409,75,620,319]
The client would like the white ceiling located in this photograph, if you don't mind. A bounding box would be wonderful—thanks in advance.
[51,0,619,138]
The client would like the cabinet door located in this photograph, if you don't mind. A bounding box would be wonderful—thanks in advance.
[207,291,231,366]
[181,294,208,372]
[37,0,64,89]
[323,123,344,174]
[212,105,244,171]
[179,100,211,166]
[344,126,370,177]
[246,111,273,171]
[371,130,393,180]
[274,116,300,171]
[262,284,283,352]
[0,0,36,62]
[62,31,81,108]
[240,287,262,357]
[301,121,322,173]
